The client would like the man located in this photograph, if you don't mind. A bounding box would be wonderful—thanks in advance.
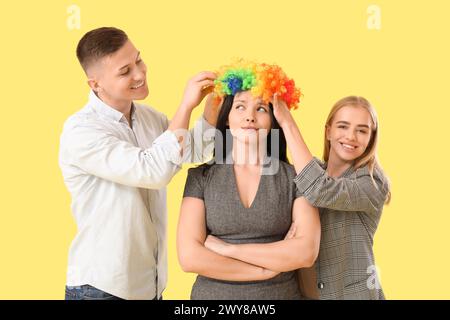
[59,27,218,300]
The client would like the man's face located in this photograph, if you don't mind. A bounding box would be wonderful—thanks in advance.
[88,40,149,106]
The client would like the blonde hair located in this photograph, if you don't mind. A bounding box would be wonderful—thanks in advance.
[323,96,391,204]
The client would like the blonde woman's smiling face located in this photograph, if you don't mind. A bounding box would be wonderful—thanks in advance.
[326,105,373,163]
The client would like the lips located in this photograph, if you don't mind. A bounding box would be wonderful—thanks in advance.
[340,142,358,151]
[131,80,145,89]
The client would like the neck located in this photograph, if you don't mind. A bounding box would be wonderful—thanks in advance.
[97,91,132,117]
[326,151,353,177]
[97,91,133,126]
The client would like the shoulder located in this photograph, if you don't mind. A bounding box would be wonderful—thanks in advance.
[184,164,223,199]
[61,106,105,137]
[135,103,168,126]
[264,159,299,190]
[276,160,296,178]
[187,165,207,177]
[355,163,388,184]
[186,163,232,191]
[354,163,390,198]
[187,163,223,179]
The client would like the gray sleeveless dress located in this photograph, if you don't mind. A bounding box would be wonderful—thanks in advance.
[183,158,304,300]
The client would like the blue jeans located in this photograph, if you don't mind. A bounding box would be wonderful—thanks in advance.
[65,285,124,300]
[65,285,162,300]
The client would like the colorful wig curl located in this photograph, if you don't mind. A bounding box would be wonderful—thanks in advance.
[214,59,302,110]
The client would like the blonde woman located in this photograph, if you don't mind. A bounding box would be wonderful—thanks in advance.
[272,95,391,299]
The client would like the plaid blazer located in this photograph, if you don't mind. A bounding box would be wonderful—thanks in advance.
[294,158,389,300]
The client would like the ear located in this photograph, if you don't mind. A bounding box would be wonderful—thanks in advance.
[87,78,100,93]
[325,125,331,141]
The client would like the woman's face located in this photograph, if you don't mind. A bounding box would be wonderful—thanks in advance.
[227,91,272,145]
[326,105,373,163]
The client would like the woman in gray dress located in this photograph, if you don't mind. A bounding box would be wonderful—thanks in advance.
[177,62,321,300]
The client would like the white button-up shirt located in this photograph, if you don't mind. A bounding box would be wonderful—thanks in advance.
[59,90,214,299]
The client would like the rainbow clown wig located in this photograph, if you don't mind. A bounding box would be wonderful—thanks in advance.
[214,59,302,110]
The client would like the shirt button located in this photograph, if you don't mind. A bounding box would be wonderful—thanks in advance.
[318,282,325,289]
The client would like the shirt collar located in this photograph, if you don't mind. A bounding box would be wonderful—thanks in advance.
[89,90,136,123]
[130,103,137,121]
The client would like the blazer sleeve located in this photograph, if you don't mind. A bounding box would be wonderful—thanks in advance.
[293,157,389,215]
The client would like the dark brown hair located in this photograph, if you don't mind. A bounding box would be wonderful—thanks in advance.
[76,27,128,72]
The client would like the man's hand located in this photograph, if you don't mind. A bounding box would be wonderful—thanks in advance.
[180,71,217,111]
[203,93,223,127]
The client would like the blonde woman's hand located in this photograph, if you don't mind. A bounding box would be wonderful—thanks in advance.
[272,93,295,129]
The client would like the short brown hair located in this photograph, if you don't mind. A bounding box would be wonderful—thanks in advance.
[76,27,128,72]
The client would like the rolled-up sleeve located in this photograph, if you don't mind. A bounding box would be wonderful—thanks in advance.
[293,157,389,215]
[62,121,182,189]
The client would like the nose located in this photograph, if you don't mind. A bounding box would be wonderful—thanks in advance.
[244,108,256,123]
[133,65,147,80]
[345,129,356,141]
[133,70,146,81]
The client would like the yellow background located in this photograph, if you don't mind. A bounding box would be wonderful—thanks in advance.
[0,0,448,300]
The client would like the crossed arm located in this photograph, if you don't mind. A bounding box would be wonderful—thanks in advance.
[177,197,279,281]
[176,196,321,281]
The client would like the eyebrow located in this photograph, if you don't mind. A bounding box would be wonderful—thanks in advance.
[336,121,370,129]
[234,99,266,104]
[118,51,141,71]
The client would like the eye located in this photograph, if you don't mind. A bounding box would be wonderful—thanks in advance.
[257,106,267,112]
[136,59,142,64]
[235,105,245,110]
[120,69,130,76]
[337,125,348,129]
[358,129,368,134]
